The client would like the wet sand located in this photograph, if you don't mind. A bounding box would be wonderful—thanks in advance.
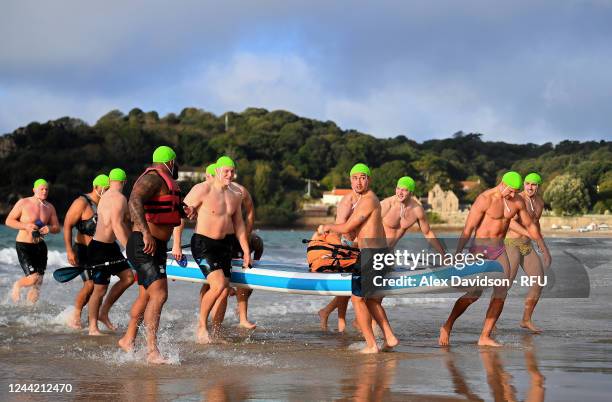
[1,230,611,401]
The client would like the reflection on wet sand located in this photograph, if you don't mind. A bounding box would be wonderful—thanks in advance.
[443,335,545,402]
[339,355,399,402]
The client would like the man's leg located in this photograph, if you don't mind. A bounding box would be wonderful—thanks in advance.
[211,287,230,337]
[336,296,350,332]
[69,280,94,329]
[318,297,338,331]
[366,298,398,350]
[236,288,256,329]
[118,284,148,352]
[197,270,227,344]
[438,289,483,346]
[88,283,109,335]
[99,269,135,331]
[351,295,378,354]
[520,251,544,333]
[478,253,512,347]
[12,274,40,303]
[143,278,169,364]
[25,273,44,304]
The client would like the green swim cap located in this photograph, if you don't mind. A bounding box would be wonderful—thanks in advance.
[206,163,217,176]
[152,146,176,163]
[502,171,522,190]
[397,176,416,192]
[109,168,127,182]
[92,174,110,188]
[216,156,235,168]
[350,163,371,177]
[33,178,48,189]
[524,172,542,185]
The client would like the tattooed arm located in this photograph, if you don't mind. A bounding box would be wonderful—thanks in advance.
[129,173,164,254]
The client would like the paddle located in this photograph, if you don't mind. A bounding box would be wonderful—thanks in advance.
[53,259,129,283]
[53,243,191,283]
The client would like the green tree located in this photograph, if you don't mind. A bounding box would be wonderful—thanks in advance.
[543,174,591,215]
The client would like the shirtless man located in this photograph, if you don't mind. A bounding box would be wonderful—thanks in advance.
[318,163,398,353]
[381,176,445,253]
[319,176,445,333]
[64,175,110,329]
[505,172,547,333]
[182,156,251,344]
[227,176,259,329]
[318,170,362,333]
[118,146,183,364]
[172,169,263,329]
[6,179,60,303]
[87,168,134,335]
[438,172,551,347]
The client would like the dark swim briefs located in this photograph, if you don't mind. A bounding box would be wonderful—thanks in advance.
[73,242,92,281]
[16,241,47,276]
[87,240,130,285]
[126,231,168,289]
[191,233,233,278]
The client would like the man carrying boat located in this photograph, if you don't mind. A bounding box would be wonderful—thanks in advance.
[181,156,251,344]
[318,163,398,353]
[438,172,551,347]
[504,172,548,333]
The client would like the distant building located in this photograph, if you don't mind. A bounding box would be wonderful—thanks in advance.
[177,166,204,183]
[428,184,459,214]
[301,203,330,217]
[322,188,352,206]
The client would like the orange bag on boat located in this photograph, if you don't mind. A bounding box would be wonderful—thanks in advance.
[306,232,360,273]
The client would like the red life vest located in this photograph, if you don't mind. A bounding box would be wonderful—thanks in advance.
[135,166,182,226]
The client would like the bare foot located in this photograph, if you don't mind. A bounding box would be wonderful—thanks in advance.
[118,337,134,352]
[196,327,212,344]
[67,314,82,330]
[520,320,542,334]
[438,326,451,346]
[99,315,117,332]
[238,320,257,330]
[318,309,329,331]
[359,345,379,354]
[382,335,399,351]
[11,283,20,303]
[338,318,346,333]
[147,350,170,364]
[478,336,502,347]
[88,327,104,336]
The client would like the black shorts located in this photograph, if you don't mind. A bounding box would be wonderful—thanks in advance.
[191,233,232,278]
[87,240,130,285]
[16,241,47,276]
[352,248,391,298]
[126,232,167,289]
[73,243,92,282]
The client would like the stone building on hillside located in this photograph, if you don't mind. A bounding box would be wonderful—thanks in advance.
[428,184,459,214]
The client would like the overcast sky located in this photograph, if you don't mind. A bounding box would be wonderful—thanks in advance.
[1,0,611,143]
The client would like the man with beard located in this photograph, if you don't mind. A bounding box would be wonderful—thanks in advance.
[118,146,184,364]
